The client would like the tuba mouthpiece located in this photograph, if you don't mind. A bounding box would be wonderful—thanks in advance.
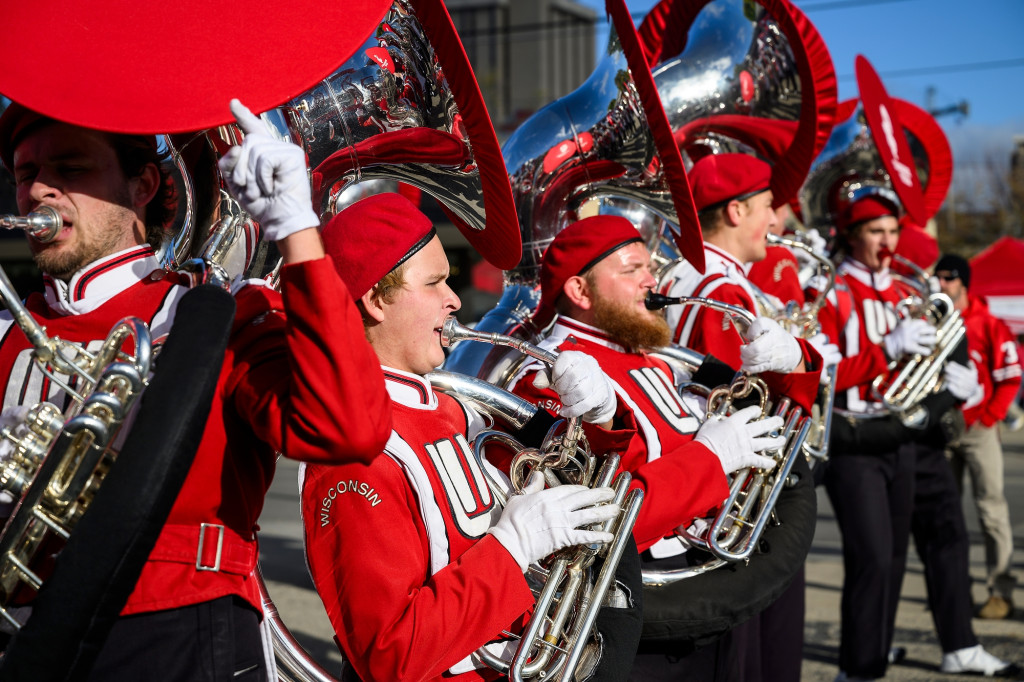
[0,206,63,243]
[644,293,675,310]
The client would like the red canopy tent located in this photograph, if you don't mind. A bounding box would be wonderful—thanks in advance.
[970,236,1024,335]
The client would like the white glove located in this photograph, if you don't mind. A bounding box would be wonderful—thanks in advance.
[218,99,320,241]
[882,318,937,360]
[487,472,618,572]
[740,317,803,374]
[534,351,617,424]
[807,332,842,369]
[694,404,784,475]
[676,516,711,550]
[943,361,981,402]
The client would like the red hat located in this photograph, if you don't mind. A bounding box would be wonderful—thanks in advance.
[322,193,436,299]
[688,153,772,212]
[538,215,642,319]
[836,195,900,233]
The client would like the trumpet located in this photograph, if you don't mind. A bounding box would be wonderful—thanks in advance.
[0,207,63,244]
[438,319,643,682]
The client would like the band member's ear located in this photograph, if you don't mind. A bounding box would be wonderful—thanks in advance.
[129,163,160,209]
[562,275,593,311]
[724,199,745,227]
[360,287,387,323]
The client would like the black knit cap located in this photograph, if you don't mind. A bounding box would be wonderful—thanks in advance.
[934,254,970,288]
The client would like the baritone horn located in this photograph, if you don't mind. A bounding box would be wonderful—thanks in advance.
[438,318,643,682]
[871,292,966,426]
[640,293,810,584]
[0,263,151,630]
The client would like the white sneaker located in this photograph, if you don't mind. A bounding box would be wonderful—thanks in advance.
[940,644,1022,677]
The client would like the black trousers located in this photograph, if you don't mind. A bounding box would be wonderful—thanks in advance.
[909,440,978,653]
[729,565,805,682]
[824,444,915,679]
[86,595,268,682]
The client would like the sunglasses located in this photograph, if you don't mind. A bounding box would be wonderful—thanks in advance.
[936,273,960,282]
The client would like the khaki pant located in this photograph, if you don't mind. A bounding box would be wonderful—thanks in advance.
[947,423,1017,600]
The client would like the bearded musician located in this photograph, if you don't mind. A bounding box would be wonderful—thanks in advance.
[0,99,392,680]
[504,215,824,681]
[300,193,645,682]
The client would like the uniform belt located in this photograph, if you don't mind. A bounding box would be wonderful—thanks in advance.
[148,523,258,575]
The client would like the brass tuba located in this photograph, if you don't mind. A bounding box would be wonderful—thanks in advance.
[445,0,706,382]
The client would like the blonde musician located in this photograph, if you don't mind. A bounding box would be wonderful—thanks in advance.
[300,193,642,682]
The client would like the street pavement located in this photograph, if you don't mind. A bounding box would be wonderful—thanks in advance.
[257,424,1024,680]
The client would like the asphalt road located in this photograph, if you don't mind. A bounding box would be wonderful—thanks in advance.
[257,424,1024,680]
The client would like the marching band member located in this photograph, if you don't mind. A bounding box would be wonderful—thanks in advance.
[0,99,392,680]
[656,153,830,682]
[935,254,1022,621]
[505,215,803,681]
[301,193,637,682]
[817,195,1017,680]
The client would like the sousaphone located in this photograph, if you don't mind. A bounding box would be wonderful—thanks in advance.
[445,0,705,381]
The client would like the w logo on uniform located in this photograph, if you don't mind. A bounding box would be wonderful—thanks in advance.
[426,433,497,538]
[629,367,700,435]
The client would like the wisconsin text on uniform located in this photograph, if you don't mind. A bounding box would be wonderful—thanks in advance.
[320,480,382,526]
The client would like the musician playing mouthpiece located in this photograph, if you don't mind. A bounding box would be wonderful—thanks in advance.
[654,152,831,682]
[812,194,1018,680]
[301,193,639,682]
[0,99,392,679]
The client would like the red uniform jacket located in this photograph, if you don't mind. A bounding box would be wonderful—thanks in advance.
[0,246,391,615]
[507,317,730,554]
[829,258,904,415]
[301,368,534,682]
[659,244,823,413]
[806,270,890,397]
[960,294,1022,427]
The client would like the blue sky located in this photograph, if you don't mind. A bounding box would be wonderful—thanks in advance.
[579,0,1024,202]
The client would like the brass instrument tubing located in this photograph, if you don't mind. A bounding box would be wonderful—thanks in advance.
[644,293,755,337]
